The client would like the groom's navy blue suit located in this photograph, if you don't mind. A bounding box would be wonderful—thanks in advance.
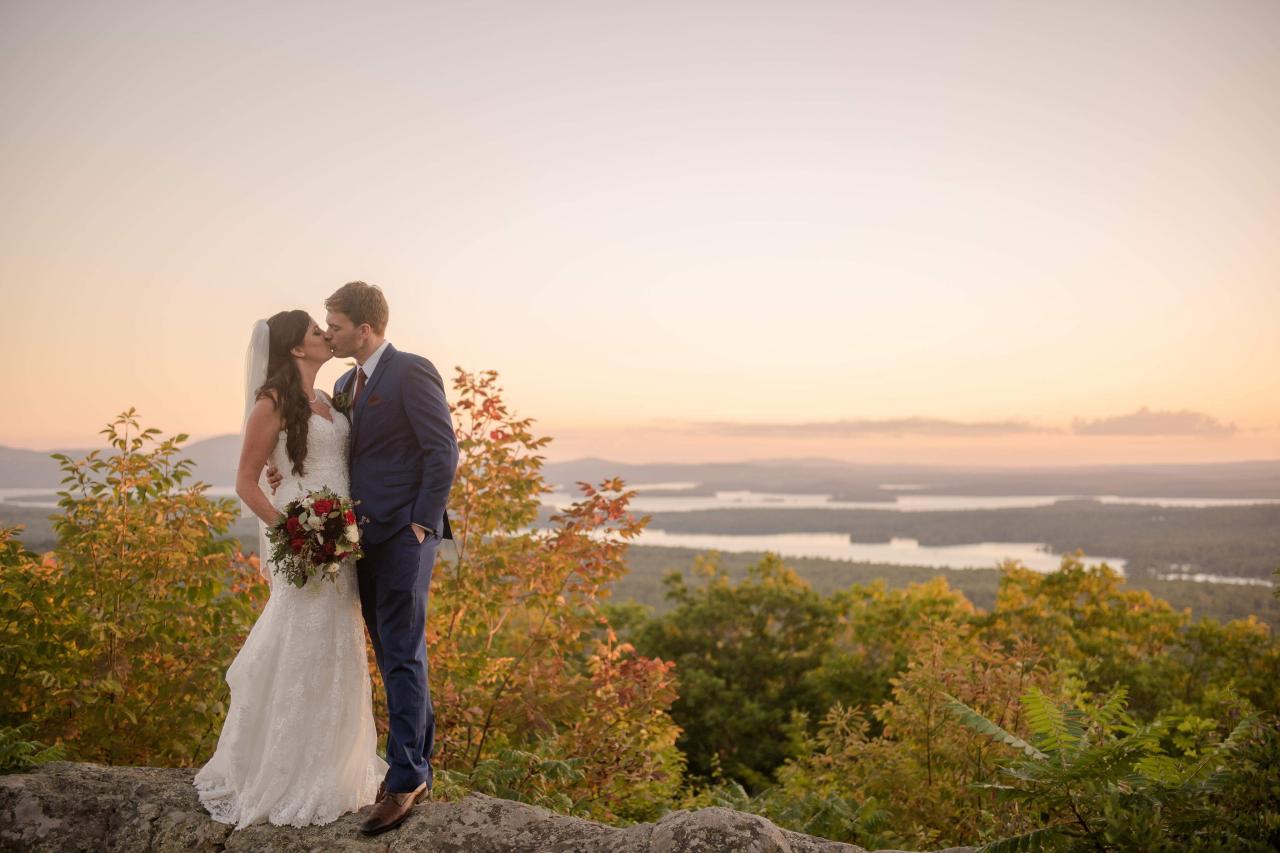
[338,342,457,794]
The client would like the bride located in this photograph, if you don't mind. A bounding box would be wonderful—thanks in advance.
[194,310,387,828]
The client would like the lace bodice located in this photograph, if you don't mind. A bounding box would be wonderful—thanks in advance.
[269,394,350,510]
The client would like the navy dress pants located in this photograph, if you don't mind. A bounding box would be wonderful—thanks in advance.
[357,524,438,793]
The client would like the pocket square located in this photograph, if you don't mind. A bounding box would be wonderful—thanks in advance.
[367,393,385,407]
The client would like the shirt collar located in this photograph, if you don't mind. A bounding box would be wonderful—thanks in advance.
[358,339,391,378]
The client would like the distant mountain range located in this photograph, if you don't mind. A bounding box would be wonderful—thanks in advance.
[3,437,1279,499]
[0,436,241,488]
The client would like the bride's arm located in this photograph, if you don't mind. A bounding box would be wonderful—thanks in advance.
[237,397,286,527]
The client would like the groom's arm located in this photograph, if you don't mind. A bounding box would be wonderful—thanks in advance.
[403,356,458,537]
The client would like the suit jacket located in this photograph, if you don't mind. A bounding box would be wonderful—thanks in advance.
[336,343,458,545]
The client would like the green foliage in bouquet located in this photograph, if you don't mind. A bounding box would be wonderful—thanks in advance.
[0,411,268,767]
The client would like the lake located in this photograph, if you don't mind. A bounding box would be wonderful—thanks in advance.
[546,486,1276,583]
[6,485,1274,586]
[629,529,1121,574]
[8,484,1274,513]
[544,486,1280,513]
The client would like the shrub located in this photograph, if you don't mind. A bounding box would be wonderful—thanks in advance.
[0,411,267,766]
[946,688,1277,852]
[429,369,681,822]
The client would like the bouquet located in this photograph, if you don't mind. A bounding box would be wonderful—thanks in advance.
[266,487,363,588]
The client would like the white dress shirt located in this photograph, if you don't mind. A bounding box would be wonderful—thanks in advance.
[357,339,391,379]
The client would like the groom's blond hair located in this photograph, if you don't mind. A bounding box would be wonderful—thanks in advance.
[326,281,389,335]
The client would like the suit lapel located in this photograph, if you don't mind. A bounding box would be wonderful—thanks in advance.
[336,367,357,449]
[351,343,397,449]
[337,367,357,400]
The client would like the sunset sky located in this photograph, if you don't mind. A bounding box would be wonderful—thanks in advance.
[3,1,1277,465]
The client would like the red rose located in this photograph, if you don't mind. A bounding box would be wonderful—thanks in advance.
[344,509,356,524]
[313,499,334,515]
[285,516,301,534]
[323,541,336,557]
[289,537,305,554]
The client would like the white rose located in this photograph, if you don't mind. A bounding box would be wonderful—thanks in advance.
[308,513,324,530]
[345,524,360,543]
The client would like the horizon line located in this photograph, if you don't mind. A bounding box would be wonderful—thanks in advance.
[3,438,1279,474]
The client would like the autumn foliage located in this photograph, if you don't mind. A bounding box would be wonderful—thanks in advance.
[0,411,268,766]
[623,552,1279,849]
[427,369,681,821]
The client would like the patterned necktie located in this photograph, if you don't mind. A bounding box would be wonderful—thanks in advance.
[353,367,367,408]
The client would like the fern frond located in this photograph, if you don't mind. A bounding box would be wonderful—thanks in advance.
[1021,687,1077,754]
[1179,712,1261,784]
[1219,712,1262,753]
[1053,740,1153,791]
[1094,685,1131,730]
[999,762,1056,784]
[1062,707,1087,745]
[1134,753,1182,784]
[944,693,1047,759]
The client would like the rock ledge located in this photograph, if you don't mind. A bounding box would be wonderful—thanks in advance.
[0,762,974,853]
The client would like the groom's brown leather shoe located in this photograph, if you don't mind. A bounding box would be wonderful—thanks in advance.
[359,781,427,836]
[374,781,386,804]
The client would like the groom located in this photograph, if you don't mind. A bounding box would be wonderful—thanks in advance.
[273,281,457,835]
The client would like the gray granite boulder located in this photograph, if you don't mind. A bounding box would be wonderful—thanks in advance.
[0,762,974,853]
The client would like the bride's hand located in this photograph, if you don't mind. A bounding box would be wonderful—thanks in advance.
[265,462,283,494]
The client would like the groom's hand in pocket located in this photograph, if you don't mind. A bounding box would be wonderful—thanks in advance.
[265,462,283,494]
[411,523,427,544]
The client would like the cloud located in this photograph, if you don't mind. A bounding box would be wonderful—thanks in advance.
[1071,407,1236,437]
[697,417,1054,438]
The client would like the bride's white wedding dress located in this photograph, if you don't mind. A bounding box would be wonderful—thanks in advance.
[194,395,387,829]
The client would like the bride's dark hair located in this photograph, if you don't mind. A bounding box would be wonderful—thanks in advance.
[258,310,313,476]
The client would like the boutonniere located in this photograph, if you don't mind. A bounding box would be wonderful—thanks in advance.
[331,391,355,415]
